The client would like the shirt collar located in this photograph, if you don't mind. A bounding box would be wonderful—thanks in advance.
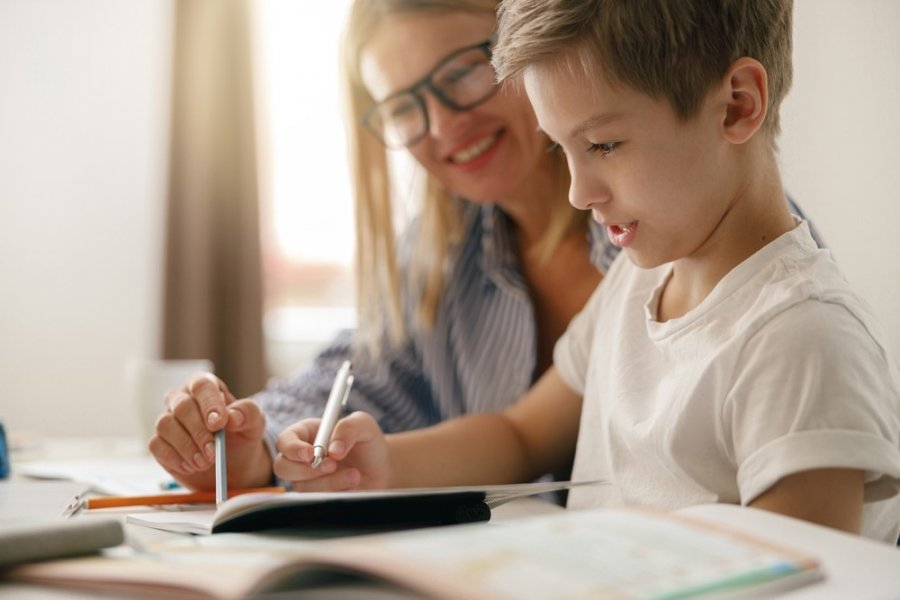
[478,204,614,286]
[479,204,520,289]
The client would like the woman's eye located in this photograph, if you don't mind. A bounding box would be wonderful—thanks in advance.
[438,61,481,88]
[547,141,563,154]
[587,142,618,156]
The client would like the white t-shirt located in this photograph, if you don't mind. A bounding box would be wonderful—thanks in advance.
[555,221,900,543]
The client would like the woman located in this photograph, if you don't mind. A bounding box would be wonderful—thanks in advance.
[148,0,816,490]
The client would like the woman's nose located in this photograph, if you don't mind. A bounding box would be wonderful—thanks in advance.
[424,92,471,139]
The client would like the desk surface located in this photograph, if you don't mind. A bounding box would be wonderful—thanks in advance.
[677,504,900,599]
[2,442,900,599]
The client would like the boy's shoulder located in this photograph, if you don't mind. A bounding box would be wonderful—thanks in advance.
[721,221,891,358]
[600,221,887,356]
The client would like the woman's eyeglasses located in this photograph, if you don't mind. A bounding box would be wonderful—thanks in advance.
[362,39,498,149]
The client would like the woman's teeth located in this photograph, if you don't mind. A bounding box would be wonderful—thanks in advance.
[450,133,498,163]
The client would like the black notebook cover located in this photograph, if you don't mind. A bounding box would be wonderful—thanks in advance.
[213,491,491,533]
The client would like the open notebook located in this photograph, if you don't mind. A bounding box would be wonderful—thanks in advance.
[125,480,597,534]
[10,506,823,599]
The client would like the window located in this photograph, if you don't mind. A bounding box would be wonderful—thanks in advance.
[255,0,356,376]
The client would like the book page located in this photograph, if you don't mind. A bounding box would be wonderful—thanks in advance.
[17,456,173,496]
[10,508,822,600]
[10,544,321,600]
[318,508,822,600]
[124,480,602,535]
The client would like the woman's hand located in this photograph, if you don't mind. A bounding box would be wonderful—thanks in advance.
[274,411,392,491]
[148,373,272,490]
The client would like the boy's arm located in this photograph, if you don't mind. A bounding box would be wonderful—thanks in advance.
[390,367,583,487]
[748,468,864,534]
[274,366,583,490]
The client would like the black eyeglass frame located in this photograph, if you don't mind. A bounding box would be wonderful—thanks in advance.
[361,38,498,149]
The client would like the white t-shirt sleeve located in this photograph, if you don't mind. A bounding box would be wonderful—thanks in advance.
[726,299,900,505]
[554,255,629,395]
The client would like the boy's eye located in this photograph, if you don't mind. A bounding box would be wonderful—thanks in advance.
[546,141,563,154]
[587,141,618,156]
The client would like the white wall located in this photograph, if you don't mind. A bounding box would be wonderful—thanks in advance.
[0,1,173,437]
[0,0,897,441]
[780,0,900,363]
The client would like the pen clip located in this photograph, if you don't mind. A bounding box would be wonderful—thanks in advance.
[340,375,354,407]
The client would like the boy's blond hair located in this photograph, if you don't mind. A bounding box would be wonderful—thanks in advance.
[493,0,793,136]
[341,0,582,355]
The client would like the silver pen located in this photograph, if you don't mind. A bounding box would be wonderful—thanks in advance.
[214,428,227,505]
[312,360,354,469]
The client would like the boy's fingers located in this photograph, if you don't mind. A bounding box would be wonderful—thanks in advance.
[278,464,361,493]
[328,411,379,458]
[272,451,334,481]
[276,420,319,458]
[297,468,362,492]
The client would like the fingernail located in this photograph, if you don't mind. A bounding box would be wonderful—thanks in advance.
[193,452,206,468]
[204,442,215,459]
[181,461,193,473]
[228,408,244,426]
[207,411,220,426]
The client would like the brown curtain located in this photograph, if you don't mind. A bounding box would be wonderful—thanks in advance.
[163,0,266,397]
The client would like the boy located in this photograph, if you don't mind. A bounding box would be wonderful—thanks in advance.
[273,0,900,542]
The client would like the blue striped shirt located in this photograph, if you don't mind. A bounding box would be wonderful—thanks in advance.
[257,196,820,455]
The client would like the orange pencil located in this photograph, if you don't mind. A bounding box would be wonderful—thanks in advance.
[83,486,286,510]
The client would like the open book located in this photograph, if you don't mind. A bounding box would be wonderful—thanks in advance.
[125,480,594,534]
[8,506,822,599]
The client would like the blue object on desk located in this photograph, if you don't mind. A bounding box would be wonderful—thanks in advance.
[0,421,10,479]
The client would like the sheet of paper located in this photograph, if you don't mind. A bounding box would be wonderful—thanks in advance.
[0,480,89,524]
[16,456,173,496]
[334,509,822,599]
[10,507,823,600]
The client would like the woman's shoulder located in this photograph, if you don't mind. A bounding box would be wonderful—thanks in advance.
[395,200,484,266]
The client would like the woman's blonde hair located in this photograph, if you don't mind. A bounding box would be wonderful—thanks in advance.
[341,0,584,356]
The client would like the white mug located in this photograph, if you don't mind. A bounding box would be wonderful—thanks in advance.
[126,358,214,445]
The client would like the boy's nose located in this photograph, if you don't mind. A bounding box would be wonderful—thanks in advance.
[568,169,612,212]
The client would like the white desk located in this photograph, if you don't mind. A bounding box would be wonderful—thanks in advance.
[2,440,899,599]
[678,504,900,599]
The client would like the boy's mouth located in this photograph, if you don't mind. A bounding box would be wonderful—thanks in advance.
[606,221,638,247]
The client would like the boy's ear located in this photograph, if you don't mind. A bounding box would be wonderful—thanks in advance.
[720,57,768,144]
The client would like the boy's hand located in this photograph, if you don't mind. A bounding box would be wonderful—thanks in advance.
[148,373,272,490]
[274,411,392,491]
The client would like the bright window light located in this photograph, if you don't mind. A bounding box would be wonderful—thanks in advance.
[255,0,354,266]
[255,1,357,374]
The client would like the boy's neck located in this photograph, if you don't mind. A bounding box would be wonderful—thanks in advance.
[657,158,795,322]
